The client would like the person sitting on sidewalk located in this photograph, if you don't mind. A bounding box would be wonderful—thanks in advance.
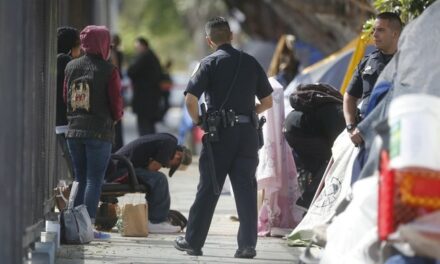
[107,133,192,233]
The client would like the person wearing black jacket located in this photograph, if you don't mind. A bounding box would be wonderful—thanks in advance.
[108,133,192,233]
[57,27,81,126]
[110,34,125,152]
[174,17,273,259]
[56,27,81,175]
[127,37,162,135]
[283,83,345,209]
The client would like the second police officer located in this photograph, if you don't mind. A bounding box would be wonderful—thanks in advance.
[343,12,402,146]
[174,17,273,259]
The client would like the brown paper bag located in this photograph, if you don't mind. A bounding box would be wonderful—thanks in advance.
[119,203,148,237]
[54,185,70,212]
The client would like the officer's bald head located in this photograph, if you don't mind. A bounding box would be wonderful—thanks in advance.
[205,17,231,44]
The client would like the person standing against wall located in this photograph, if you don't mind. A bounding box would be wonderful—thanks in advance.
[57,27,81,127]
[63,25,123,239]
[56,27,81,175]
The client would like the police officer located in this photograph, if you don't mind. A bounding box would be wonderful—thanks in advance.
[174,17,273,259]
[343,12,402,146]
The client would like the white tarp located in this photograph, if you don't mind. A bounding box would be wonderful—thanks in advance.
[320,175,380,264]
[287,131,357,243]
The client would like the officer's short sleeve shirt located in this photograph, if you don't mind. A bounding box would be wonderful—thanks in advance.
[185,44,272,114]
[346,50,393,114]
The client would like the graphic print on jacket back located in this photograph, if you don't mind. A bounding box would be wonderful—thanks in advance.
[69,77,91,112]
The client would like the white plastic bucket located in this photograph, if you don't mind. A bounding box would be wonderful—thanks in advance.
[388,94,440,170]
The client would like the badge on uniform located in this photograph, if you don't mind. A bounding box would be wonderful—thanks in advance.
[362,65,374,75]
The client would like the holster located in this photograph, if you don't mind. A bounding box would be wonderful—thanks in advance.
[200,103,221,142]
[256,115,266,149]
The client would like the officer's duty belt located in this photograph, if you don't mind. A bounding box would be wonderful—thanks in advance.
[235,115,251,123]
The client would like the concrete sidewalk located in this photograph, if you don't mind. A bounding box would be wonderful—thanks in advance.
[56,157,303,263]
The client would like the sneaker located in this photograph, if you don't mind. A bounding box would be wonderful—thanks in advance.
[148,221,181,234]
[93,230,111,240]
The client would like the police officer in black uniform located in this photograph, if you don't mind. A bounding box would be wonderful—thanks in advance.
[174,17,273,259]
[343,12,402,146]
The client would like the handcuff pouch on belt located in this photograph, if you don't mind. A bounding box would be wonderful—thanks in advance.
[200,107,242,143]
[200,103,266,148]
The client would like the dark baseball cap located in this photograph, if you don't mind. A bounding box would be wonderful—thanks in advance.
[169,145,192,177]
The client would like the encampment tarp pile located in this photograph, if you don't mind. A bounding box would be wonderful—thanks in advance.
[287,2,440,263]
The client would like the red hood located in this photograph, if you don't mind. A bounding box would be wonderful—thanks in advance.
[80,25,111,59]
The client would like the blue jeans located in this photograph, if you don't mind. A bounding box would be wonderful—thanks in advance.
[134,168,170,223]
[67,138,112,220]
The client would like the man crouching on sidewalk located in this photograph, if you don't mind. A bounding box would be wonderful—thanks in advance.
[108,133,192,233]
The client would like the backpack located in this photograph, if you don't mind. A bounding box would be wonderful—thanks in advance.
[289,83,342,111]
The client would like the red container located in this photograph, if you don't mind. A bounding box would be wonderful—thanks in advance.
[378,150,395,241]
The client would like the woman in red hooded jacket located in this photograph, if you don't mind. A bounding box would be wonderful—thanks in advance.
[63,25,123,239]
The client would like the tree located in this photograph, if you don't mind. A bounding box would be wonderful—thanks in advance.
[222,0,375,55]
[118,0,194,70]
[118,0,229,70]
[363,0,436,35]
[373,0,436,22]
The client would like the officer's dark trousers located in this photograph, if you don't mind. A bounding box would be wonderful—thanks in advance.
[185,124,259,250]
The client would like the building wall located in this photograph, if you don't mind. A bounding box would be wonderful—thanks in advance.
[0,0,58,262]
[0,0,116,262]
[58,0,118,31]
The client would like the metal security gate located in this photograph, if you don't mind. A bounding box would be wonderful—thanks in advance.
[0,0,116,262]
[0,0,59,262]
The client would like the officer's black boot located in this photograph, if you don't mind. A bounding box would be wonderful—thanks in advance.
[234,247,256,259]
[174,236,203,256]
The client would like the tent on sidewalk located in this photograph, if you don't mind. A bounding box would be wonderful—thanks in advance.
[289,1,440,263]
